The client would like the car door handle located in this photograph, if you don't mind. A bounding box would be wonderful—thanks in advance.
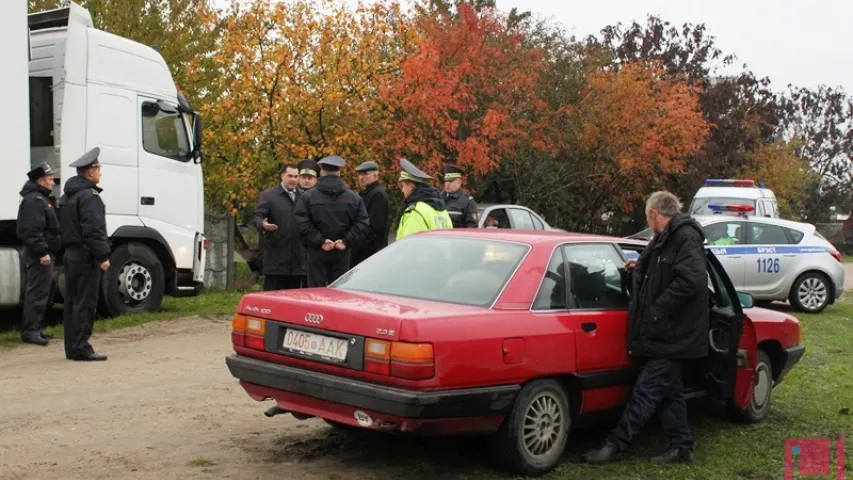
[783,254,796,257]
[728,255,742,259]
[581,322,597,333]
[141,197,155,206]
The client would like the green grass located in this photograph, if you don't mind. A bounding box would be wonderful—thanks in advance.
[188,457,217,467]
[842,254,853,263]
[0,289,245,348]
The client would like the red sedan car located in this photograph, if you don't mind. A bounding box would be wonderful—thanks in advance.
[226,230,805,476]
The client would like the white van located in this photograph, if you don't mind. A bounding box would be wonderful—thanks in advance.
[688,179,779,218]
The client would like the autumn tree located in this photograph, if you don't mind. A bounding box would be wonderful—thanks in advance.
[737,140,817,219]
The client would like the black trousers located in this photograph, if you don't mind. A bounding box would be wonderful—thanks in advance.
[607,358,693,450]
[21,250,54,340]
[306,249,350,288]
[263,275,303,291]
[63,248,100,359]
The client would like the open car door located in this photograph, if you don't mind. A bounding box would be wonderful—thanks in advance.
[705,250,758,408]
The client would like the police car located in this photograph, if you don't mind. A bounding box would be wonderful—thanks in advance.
[700,204,844,313]
[689,179,780,218]
[476,204,562,230]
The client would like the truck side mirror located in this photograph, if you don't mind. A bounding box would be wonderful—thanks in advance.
[191,114,203,164]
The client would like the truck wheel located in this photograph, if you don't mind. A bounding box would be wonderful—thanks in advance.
[490,379,570,477]
[728,350,773,423]
[99,243,165,318]
[789,272,831,313]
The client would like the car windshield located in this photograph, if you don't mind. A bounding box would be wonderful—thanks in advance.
[690,197,756,216]
[331,235,530,307]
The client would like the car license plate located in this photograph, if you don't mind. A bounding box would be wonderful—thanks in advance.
[282,329,348,362]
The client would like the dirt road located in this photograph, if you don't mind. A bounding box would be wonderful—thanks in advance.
[0,316,513,480]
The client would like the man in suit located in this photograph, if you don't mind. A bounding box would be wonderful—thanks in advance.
[253,164,305,291]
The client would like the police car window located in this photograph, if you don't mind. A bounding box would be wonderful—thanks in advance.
[531,214,545,230]
[533,247,567,310]
[785,227,805,244]
[562,244,629,310]
[703,222,743,245]
[508,209,535,229]
[484,208,511,228]
[141,102,191,161]
[748,223,791,245]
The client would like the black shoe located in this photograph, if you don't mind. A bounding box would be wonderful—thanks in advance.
[40,331,55,340]
[582,441,621,464]
[651,446,694,464]
[72,352,107,362]
[22,336,49,346]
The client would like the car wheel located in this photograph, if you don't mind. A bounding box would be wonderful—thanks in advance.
[789,272,831,313]
[491,379,570,476]
[98,243,165,318]
[728,350,773,423]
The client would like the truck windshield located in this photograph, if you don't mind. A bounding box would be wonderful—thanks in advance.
[331,236,530,307]
[690,197,756,216]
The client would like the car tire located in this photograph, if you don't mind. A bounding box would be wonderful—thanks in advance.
[728,350,773,423]
[490,379,570,477]
[789,272,831,313]
[98,243,165,318]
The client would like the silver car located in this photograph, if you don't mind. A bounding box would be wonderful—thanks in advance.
[476,204,563,231]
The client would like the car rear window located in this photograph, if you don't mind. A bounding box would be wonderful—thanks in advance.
[689,197,756,216]
[331,236,530,307]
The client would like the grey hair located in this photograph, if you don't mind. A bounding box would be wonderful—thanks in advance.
[645,191,683,217]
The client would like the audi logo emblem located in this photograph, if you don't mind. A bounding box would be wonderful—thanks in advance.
[304,313,324,324]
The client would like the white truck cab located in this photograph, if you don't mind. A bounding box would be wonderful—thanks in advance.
[0,2,206,317]
[688,179,780,219]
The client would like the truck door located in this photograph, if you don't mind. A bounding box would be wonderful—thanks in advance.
[704,251,757,407]
[137,97,201,268]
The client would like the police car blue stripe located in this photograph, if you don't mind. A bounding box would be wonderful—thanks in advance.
[705,246,829,256]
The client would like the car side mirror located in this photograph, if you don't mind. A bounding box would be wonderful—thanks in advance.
[737,291,754,309]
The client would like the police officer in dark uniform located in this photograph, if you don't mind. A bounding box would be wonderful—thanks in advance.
[294,155,370,287]
[297,159,319,193]
[441,164,478,228]
[16,162,61,346]
[351,161,389,267]
[58,147,110,362]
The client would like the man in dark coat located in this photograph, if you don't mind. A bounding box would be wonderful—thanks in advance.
[294,155,370,287]
[441,164,478,228]
[16,162,61,346]
[294,159,319,286]
[58,147,111,362]
[351,161,389,266]
[584,191,708,465]
[253,164,305,291]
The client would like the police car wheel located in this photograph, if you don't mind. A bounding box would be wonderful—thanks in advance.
[728,350,773,423]
[789,272,831,313]
[98,242,165,318]
[490,379,570,476]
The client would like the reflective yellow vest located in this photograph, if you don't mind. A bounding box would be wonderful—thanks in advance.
[396,202,453,240]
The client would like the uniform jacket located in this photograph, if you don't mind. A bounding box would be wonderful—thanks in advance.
[442,189,478,228]
[294,175,370,250]
[397,185,453,240]
[627,213,709,359]
[58,176,111,262]
[352,181,389,265]
[16,180,61,257]
[253,184,305,276]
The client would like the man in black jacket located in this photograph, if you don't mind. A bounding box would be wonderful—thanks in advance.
[584,191,708,465]
[441,164,478,228]
[253,164,304,291]
[351,161,389,267]
[16,162,61,346]
[58,147,111,362]
[294,155,370,287]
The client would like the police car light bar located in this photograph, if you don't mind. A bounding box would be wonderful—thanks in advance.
[704,179,756,187]
[707,203,755,215]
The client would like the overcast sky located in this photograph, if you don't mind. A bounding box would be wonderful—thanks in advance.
[494,0,852,94]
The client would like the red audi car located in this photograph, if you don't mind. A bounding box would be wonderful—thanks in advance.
[226,230,804,476]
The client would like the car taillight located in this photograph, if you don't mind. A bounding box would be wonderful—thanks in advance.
[830,250,842,262]
[232,314,265,351]
[364,339,434,380]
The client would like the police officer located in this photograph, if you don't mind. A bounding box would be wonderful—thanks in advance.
[351,161,389,266]
[294,155,370,287]
[16,162,61,346]
[58,147,110,362]
[253,164,304,291]
[397,159,453,240]
[297,159,319,192]
[441,164,478,228]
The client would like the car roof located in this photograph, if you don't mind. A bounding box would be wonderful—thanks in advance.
[692,186,776,200]
[415,228,647,247]
[694,215,815,232]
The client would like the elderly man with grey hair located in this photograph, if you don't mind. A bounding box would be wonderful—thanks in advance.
[584,191,709,465]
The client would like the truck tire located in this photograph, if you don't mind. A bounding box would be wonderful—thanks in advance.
[98,242,165,318]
